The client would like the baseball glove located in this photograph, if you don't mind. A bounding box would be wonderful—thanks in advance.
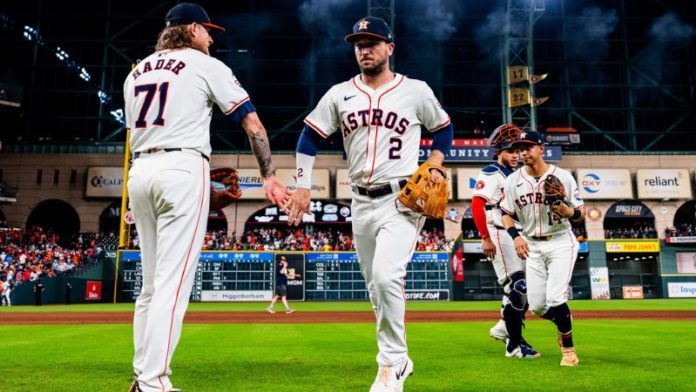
[398,162,449,219]
[544,174,573,219]
[210,167,242,210]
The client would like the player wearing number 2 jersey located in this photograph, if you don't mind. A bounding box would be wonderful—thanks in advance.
[500,131,585,367]
[124,4,288,391]
[284,17,453,392]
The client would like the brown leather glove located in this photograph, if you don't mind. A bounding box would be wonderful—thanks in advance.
[398,162,449,219]
[544,174,573,219]
[210,167,242,210]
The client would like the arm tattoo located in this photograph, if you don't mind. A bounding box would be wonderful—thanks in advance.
[249,132,275,178]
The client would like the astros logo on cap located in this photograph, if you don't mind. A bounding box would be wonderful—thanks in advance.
[358,19,369,30]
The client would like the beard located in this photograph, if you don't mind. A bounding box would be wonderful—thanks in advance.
[359,57,388,76]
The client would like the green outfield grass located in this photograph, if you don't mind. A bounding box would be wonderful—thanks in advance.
[1,298,695,312]
[1,319,695,391]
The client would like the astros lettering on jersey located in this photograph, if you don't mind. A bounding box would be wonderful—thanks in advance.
[124,47,249,158]
[500,165,583,237]
[303,74,450,185]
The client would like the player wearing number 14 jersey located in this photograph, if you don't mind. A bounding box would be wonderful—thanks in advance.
[500,131,585,367]
[123,3,288,391]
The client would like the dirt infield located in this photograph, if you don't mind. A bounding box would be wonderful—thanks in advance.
[2,310,695,325]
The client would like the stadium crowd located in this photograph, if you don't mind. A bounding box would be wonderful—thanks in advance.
[0,226,106,294]
[604,225,658,239]
[664,223,696,238]
[128,226,453,252]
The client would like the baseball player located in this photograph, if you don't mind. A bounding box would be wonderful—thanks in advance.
[284,17,453,392]
[471,124,539,358]
[124,4,289,391]
[500,131,585,367]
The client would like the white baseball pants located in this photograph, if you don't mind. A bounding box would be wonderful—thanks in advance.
[352,190,424,367]
[525,231,579,316]
[128,150,210,392]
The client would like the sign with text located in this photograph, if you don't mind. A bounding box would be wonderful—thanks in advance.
[666,236,696,244]
[636,169,692,199]
[420,146,562,162]
[85,281,102,300]
[667,282,696,298]
[85,167,123,198]
[238,168,330,200]
[200,290,273,302]
[605,240,660,253]
[575,169,633,200]
[590,267,610,300]
[336,169,351,199]
[622,285,644,299]
[676,252,696,274]
[456,168,484,200]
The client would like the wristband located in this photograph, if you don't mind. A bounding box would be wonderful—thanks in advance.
[295,152,315,189]
[506,227,520,240]
[572,209,582,220]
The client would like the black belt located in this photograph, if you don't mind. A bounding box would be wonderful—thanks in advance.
[530,235,554,241]
[355,179,407,199]
[133,148,209,162]
[494,225,505,230]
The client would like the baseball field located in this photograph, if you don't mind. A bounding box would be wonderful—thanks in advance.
[2,299,695,391]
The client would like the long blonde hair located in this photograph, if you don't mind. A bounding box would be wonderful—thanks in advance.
[155,25,193,51]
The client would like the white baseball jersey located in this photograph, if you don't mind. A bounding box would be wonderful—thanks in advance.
[124,48,249,157]
[472,163,516,228]
[500,165,583,237]
[303,73,450,185]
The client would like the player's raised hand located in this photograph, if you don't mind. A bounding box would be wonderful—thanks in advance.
[284,188,311,226]
[513,236,529,260]
[263,176,291,207]
[482,237,496,259]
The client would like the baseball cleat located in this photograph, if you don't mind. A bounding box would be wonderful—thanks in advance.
[560,347,579,367]
[505,339,541,358]
[489,319,508,341]
[286,308,295,314]
[266,307,275,314]
[369,357,414,392]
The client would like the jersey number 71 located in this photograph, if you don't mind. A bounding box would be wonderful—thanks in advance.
[134,82,169,128]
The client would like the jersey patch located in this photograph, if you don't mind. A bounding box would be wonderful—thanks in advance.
[475,180,485,190]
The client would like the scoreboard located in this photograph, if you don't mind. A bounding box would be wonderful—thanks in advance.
[305,252,450,301]
[118,251,450,302]
[119,251,275,302]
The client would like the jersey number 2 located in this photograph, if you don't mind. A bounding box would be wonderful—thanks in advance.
[389,137,402,159]
[134,82,169,128]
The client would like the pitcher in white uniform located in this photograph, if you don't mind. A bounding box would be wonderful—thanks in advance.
[471,124,539,359]
[500,131,585,367]
[124,4,288,391]
[284,17,453,392]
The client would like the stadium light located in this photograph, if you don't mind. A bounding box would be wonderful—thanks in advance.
[23,25,39,41]
[110,108,125,125]
[55,47,69,61]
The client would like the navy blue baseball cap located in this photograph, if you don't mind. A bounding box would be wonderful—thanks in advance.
[345,17,394,44]
[166,3,225,33]
[513,131,545,146]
